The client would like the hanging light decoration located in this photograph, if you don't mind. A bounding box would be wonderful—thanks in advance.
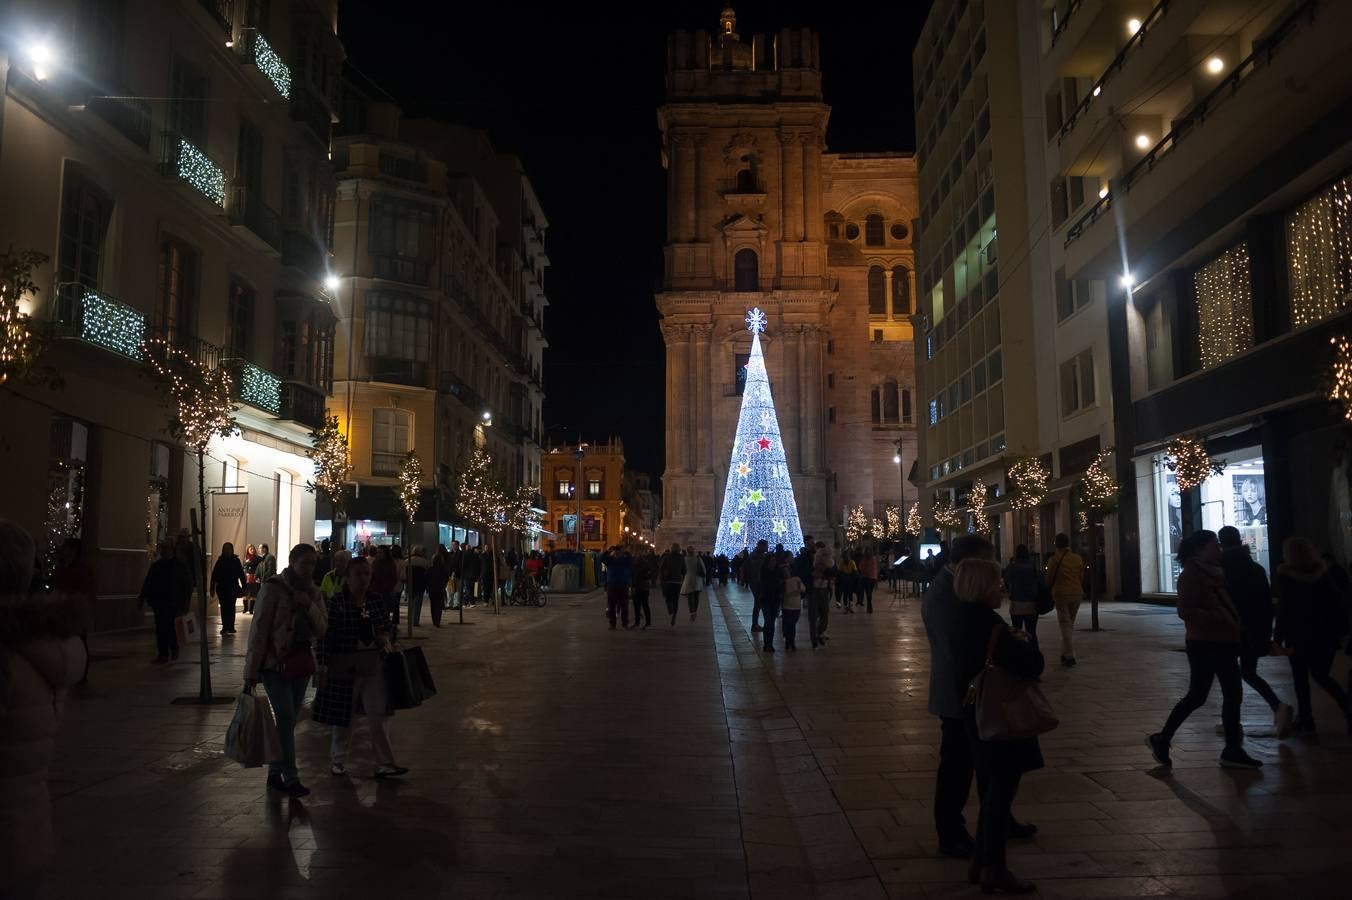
[969,480,991,534]
[397,451,423,523]
[1330,335,1352,422]
[306,415,350,514]
[885,505,902,539]
[1164,434,1225,491]
[933,497,962,530]
[1080,447,1120,511]
[1007,456,1049,509]
[143,338,238,452]
[870,517,887,541]
[1193,243,1253,371]
[1287,174,1352,328]
[906,502,923,537]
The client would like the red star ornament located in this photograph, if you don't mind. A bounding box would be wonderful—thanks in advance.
[757,436,772,451]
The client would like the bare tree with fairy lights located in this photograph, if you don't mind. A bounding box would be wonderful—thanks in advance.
[397,450,423,537]
[1077,448,1121,631]
[143,337,238,702]
[456,446,508,614]
[0,248,60,388]
[306,415,350,545]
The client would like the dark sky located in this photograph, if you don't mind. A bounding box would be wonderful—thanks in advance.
[338,1,932,484]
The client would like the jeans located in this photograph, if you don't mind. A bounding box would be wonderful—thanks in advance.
[750,586,763,628]
[1010,613,1039,651]
[632,589,651,627]
[781,608,801,647]
[662,583,681,618]
[1055,597,1081,658]
[807,588,831,646]
[427,583,447,626]
[1289,643,1349,727]
[219,595,236,632]
[262,668,311,782]
[606,584,630,627]
[331,671,395,768]
[1161,640,1243,751]
[862,578,876,612]
[1239,648,1282,711]
[761,596,781,648]
[686,591,701,618]
[151,605,178,659]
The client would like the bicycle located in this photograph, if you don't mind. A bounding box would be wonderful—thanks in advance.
[508,574,547,607]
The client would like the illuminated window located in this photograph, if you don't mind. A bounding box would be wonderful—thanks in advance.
[588,479,603,499]
[371,408,410,476]
[1286,173,1352,328]
[1194,243,1253,370]
[892,265,911,314]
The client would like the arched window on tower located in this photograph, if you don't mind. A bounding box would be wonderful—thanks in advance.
[871,387,881,424]
[736,168,756,192]
[734,248,759,292]
[868,266,886,315]
[884,379,900,423]
[892,264,911,315]
[865,214,885,246]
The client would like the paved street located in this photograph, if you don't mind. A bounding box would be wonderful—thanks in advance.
[39,584,1352,899]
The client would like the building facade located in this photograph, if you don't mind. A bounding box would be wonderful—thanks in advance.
[329,90,546,551]
[543,439,642,551]
[656,8,918,549]
[0,0,340,629]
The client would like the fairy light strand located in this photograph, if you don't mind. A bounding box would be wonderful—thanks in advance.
[1080,447,1120,511]
[885,505,902,539]
[968,480,990,534]
[253,33,292,99]
[398,451,423,523]
[906,502,923,537]
[1008,456,1049,509]
[1287,174,1352,328]
[1194,243,1253,370]
[307,415,349,513]
[143,338,238,452]
[1329,335,1352,422]
[1165,434,1225,491]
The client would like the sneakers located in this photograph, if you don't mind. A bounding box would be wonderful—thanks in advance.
[1146,733,1172,768]
[374,765,409,779]
[1219,748,1263,770]
[285,779,312,798]
[1060,656,1077,668]
[1274,703,1295,738]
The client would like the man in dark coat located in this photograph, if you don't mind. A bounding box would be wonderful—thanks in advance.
[1219,526,1293,734]
[139,542,192,663]
[209,542,246,635]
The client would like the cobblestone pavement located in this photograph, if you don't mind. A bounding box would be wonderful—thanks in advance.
[37,584,1352,899]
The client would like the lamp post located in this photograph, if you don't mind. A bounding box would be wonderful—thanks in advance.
[574,444,585,551]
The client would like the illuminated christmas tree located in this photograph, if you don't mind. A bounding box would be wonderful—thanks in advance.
[714,308,805,556]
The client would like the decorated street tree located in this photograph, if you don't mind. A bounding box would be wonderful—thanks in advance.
[714,308,805,556]
[885,505,902,541]
[144,338,238,702]
[397,450,423,536]
[456,446,507,613]
[968,480,991,534]
[906,502,923,539]
[1007,455,1050,546]
[0,249,59,388]
[933,497,961,539]
[306,415,350,545]
[1078,447,1121,631]
[844,505,869,545]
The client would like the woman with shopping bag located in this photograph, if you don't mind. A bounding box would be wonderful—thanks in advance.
[243,544,327,799]
[312,555,409,779]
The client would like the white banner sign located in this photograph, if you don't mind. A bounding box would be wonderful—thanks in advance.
[211,492,249,556]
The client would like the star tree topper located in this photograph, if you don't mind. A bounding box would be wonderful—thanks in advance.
[746,307,768,333]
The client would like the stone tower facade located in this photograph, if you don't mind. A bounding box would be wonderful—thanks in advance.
[656,9,917,548]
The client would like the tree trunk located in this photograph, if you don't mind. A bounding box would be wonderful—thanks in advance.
[1089,510,1101,631]
[194,450,213,701]
[491,531,500,615]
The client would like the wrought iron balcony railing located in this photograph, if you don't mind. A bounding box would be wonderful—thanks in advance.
[228,186,283,251]
[52,284,146,361]
[279,381,326,428]
[158,131,225,206]
[87,95,152,151]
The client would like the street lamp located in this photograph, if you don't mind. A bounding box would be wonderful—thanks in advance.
[574,445,586,551]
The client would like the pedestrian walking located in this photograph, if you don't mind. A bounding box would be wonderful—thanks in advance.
[601,545,632,629]
[243,544,329,798]
[241,544,260,614]
[716,553,730,586]
[1003,545,1042,650]
[0,519,87,900]
[209,542,246,636]
[49,537,96,684]
[922,534,1037,859]
[782,571,804,650]
[1147,530,1262,770]
[1218,526,1294,736]
[860,548,879,613]
[682,546,706,622]
[839,551,860,613]
[659,543,685,626]
[405,545,430,627]
[1043,533,1085,667]
[320,549,350,600]
[760,547,786,651]
[426,546,449,627]
[138,542,192,664]
[631,552,654,628]
[255,543,277,591]
[809,541,834,648]
[747,540,768,632]
[313,554,407,780]
[372,546,398,626]
[313,538,333,587]
[1274,536,1351,735]
[461,545,481,608]
[951,557,1045,895]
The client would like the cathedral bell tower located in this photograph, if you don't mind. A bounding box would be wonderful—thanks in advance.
[655,9,836,547]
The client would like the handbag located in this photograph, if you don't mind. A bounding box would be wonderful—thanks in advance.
[277,644,316,680]
[967,623,1058,741]
[402,645,437,698]
[384,649,423,710]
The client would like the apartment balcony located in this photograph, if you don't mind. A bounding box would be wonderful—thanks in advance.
[372,254,430,286]
[367,356,428,387]
[378,153,427,183]
[281,227,327,276]
[289,80,332,145]
[226,359,282,415]
[234,28,291,99]
[86,95,152,151]
[196,0,233,35]
[437,370,487,414]
[157,131,225,207]
[228,187,282,254]
[52,284,147,361]
[279,381,327,429]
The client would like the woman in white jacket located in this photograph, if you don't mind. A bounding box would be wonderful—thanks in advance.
[680,546,706,622]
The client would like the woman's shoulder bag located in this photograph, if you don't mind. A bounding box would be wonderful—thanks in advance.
[966,623,1058,741]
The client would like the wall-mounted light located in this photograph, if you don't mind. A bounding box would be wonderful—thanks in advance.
[1127,18,1142,35]
[1206,56,1224,74]
[1120,272,1136,288]
[1099,185,1109,199]
[1135,133,1151,149]
[323,274,341,292]
[29,43,54,81]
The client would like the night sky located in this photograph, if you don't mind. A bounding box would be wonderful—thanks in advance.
[338,1,932,484]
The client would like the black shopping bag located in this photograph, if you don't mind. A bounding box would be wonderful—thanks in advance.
[384,649,421,710]
[403,645,437,698]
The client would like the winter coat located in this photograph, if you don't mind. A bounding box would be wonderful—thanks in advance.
[601,551,632,587]
[210,554,246,601]
[0,634,86,891]
[1220,545,1275,654]
[783,576,804,611]
[1044,549,1085,600]
[255,554,277,583]
[1176,559,1241,644]
[812,546,835,591]
[746,550,767,589]
[680,555,705,594]
[1274,562,1348,650]
[371,555,398,597]
[139,557,192,613]
[312,589,393,727]
[658,551,685,584]
[630,556,653,592]
[859,555,879,581]
[1003,559,1041,617]
[952,602,1046,775]
[922,567,964,719]
[243,571,328,681]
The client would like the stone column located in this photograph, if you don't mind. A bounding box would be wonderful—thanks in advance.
[883,267,893,317]
[667,325,692,474]
[693,134,707,244]
[803,135,823,241]
[674,133,696,243]
[804,325,822,473]
[780,128,804,242]
[693,324,713,473]
[795,326,808,472]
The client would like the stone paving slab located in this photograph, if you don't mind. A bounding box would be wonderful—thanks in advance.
[32,583,1352,898]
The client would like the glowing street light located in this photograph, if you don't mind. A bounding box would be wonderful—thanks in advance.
[323,273,341,292]
[29,43,54,81]
[1120,272,1136,288]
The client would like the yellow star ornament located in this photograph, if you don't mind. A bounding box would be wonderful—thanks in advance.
[729,517,744,535]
